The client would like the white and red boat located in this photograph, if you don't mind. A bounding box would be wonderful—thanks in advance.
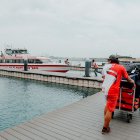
[0,48,70,73]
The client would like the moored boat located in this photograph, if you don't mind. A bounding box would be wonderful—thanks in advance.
[0,48,70,73]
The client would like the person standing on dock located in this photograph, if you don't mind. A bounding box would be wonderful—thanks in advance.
[92,59,98,77]
[64,59,70,65]
[101,55,134,134]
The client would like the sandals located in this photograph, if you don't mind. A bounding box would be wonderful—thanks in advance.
[102,127,110,134]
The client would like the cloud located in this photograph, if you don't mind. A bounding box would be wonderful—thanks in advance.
[0,0,140,58]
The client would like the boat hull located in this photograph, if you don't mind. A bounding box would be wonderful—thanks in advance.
[0,63,70,73]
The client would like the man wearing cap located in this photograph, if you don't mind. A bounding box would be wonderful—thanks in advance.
[101,55,134,134]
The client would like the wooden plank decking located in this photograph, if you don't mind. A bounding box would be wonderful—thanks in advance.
[0,93,140,140]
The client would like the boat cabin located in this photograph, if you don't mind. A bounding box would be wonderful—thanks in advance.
[0,48,52,64]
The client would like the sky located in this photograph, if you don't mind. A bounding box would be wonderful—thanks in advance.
[0,0,140,58]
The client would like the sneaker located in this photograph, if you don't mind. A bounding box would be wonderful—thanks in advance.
[102,127,110,134]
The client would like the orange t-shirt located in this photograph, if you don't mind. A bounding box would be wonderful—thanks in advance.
[109,64,128,95]
[102,63,129,97]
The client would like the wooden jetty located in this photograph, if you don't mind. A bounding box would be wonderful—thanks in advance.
[0,92,140,140]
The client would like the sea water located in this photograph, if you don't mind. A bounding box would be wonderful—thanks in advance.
[0,77,100,131]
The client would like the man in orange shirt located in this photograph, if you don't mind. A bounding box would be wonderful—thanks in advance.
[101,55,134,134]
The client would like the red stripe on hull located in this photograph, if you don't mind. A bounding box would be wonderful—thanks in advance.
[45,70,69,73]
[0,64,68,67]
[0,64,69,73]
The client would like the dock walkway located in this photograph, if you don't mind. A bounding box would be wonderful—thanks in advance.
[0,92,140,140]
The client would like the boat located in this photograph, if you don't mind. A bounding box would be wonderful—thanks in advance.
[0,48,70,73]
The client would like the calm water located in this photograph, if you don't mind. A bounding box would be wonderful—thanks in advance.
[0,77,100,131]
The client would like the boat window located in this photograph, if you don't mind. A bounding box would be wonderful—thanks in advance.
[5,59,10,63]
[41,59,53,63]
[19,50,28,54]
[35,59,43,64]
[12,60,16,63]
[5,49,12,55]
[12,50,28,54]
[0,59,3,63]
[20,59,24,63]
[15,60,18,63]
[8,59,13,63]
[12,50,17,54]
[28,59,35,63]
[16,59,23,63]
[12,59,20,63]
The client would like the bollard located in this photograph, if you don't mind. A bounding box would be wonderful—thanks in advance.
[84,60,91,77]
[24,59,28,71]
